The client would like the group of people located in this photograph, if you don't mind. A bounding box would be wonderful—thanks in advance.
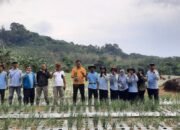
[0,60,160,105]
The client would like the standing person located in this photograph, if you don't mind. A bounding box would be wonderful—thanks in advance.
[109,67,119,100]
[117,69,129,101]
[127,68,139,102]
[97,66,109,101]
[87,65,98,104]
[146,64,160,102]
[36,64,50,105]
[8,62,22,105]
[22,66,36,105]
[71,60,86,104]
[0,64,7,104]
[137,69,147,101]
[52,63,66,105]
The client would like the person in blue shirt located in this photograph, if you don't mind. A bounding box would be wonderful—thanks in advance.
[22,66,36,105]
[87,65,98,103]
[0,64,7,104]
[127,68,139,102]
[146,63,160,102]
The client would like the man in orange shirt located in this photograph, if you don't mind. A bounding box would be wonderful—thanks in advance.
[71,60,86,104]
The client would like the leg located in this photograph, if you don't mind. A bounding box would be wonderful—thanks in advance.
[9,87,15,105]
[147,88,153,100]
[30,88,35,105]
[15,87,22,105]
[0,90,5,104]
[79,84,85,102]
[73,85,78,104]
[94,89,98,101]
[36,87,42,105]
[88,88,93,101]
[104,90,108,101]
[154,89,159,102]
[99,90,103,101]
[43,86,49,105]
[53,87,58,105]
[23,89,29,105]
[59,87,64,105]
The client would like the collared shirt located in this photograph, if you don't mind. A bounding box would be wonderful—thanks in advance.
[9,68,22,87]
[22,72,36,89]
[118,74,128,91]
[0,71,7,89]
[146,70,160,89]
[98,74,109,90]
[109,74,118,91]
[53,71,65,87]
[127,74,138,93]
[71,66,86,85]
[87,72,98,89]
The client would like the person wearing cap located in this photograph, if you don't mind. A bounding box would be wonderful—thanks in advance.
[117,69,129,101]
[52,63,66,105]
[127,68,139,102]
[146,64,160,102]
[137,69,147,101]
[36,64,51,105]
[71,60,86,104]
[87,65,98,104]
[22,66,36,105]
[8,62,22,105]
[0,64,8,104]
[97,66,109,101]
[109,67,119,100]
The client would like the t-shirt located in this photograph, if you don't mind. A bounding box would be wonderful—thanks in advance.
[109,74,118,91]
[71,66,86,85]
[98,74,109,90]
[146,70,160,89]
[118,75,128,91]
[127,74,138,93]
[87,72,98,89]
[9,68,22,87]
[0,71,7,89]
[53,71,65,87]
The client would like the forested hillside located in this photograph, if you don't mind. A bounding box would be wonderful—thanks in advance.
[0,22,180,75]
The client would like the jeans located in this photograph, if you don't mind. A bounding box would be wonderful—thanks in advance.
[0,89,5,104]
[147,88,159,101]
[36,86,49,105]
[23,88,35,105]
[73,84,85,103]
[88,88,98,100]
[9,87,22,105]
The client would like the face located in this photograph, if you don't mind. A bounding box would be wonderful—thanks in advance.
[13,63,18,68]
[26,67,31,73]
[56,65,61,71]
[111,69,116,75]
[76,61,81,68]
[150,65,156,71]
[129,70,134,74]
[120,71,124,76]
[0,66,3,72]
[89,67,94,72]
[41,64,47,70]
[100,68,106,73]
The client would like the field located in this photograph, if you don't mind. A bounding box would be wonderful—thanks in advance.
[0,74,179,130]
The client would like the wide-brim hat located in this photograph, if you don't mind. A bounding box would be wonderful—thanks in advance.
[88,65,96,70]
[127,68,136,73]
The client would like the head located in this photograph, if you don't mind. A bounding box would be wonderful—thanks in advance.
[100,66,106,73]
[127,68,135,75]
[0,65,4,72]
[25,66,32,73]
[12,62,18,69]
[149,64,156,71]
[120,69,125,76]
[111,68,117,75]
[75,60,81,68]
[55,63,61,71]
[88,66,96,73]
[41,64,47,71]
[138,69,144,75]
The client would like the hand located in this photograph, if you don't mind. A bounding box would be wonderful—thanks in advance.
[63,85,66,90]
[6,87,9,90]
[81,71,85,77]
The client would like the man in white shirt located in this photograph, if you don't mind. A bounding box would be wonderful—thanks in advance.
[146,63,160,102]
[8,62,22,105]
[52,63,66,105]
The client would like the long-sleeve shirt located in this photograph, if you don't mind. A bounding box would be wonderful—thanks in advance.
[71,66,86,85]
[109,74,118,91]
[0,71,7,89]
[9,68,22,87]
[36,70,50,87]
[118,74,128,91]
[22,72,36,89]
[127,74,138,93]
[98,74,109,90]
[87,72,98,89]
[146,70,160,89]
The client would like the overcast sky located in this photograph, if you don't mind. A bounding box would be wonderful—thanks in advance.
[0,0,180,57]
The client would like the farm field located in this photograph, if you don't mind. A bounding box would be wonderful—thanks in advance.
[0,74,179,130]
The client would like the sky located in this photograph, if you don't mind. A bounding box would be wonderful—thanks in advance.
[0,0,180,57]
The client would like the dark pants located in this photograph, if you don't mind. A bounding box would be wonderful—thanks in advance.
[138,90,145,101]
[88,88,98,100]
[23,88,35,105]
[147,88,159,101]
[128,92,138,101]
[9,87,22,105]
[110,89,118,100]
[73,84,85,103]
[0,89,5,104]
[118,89,128,101]
[99,89,108,101]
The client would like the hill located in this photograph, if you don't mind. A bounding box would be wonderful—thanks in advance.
[0,22,180,75]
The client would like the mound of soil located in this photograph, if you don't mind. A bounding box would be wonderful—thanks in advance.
[163,78,180,92]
